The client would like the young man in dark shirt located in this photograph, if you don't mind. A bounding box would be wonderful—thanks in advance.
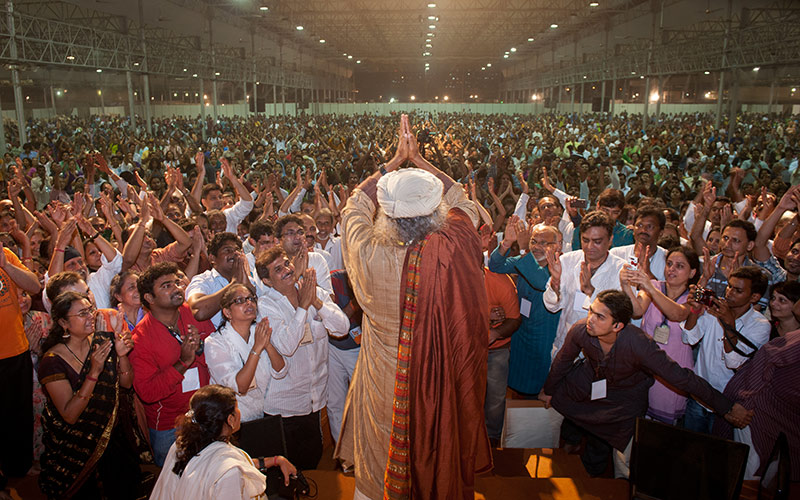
[539,289,753,478]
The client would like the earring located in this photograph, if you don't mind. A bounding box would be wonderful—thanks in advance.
[62,331,71,339]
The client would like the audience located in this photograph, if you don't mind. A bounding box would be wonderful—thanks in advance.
[1,108,799,495]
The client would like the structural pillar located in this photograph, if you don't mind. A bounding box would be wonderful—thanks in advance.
[200,78,206,141]
[600,80,606,114]
[0,92,7,156]
[643,76,650,129]
[579,82,585,115]
[655,76,663,117]
[7,0,26,145]
[610,75,617,115]
[138,0,152,134]
[570,85,575,114]
[126,71,136,132]
[273,84,277,116]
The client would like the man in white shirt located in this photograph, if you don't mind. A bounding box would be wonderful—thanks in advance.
[681,266,771,435]
[186,232,257,329]
[244,220,278,297]
[610,206,667,281]
[543,211,627,358]
[275,215,332,296]
[198,156,254,233]
[255,246,349,470]
[313,209,344,271]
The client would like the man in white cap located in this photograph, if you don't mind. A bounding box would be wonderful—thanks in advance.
[335,115,491,500]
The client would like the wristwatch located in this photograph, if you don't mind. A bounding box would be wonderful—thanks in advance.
[379,164,388,176]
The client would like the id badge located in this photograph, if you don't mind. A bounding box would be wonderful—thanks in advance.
[653,325,670,345]
[591,379,607,401]
[300,323,314,346]
[349,325,362,345]
[182,367,200,393]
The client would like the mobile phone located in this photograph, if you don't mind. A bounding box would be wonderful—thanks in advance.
[572,199,589,210]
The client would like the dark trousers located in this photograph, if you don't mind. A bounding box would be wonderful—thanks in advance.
[561,418,612,477]
[0,351,33,477]
[238,410,323,472]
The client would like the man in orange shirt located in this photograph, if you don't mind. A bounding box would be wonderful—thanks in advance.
[484,267,521,446]
[0,244,43,481]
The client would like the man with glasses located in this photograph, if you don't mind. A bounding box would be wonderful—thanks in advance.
[275,214,332,296]
[489,222,563,399]
[186,232,256,328]
[130,262,215,466]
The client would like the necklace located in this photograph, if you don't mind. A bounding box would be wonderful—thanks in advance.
[64,340,87,365]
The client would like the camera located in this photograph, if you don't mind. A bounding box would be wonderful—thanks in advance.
[693,287,716,307]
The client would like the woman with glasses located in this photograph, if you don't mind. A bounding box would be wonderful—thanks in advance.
[205,284,288,458]
[38,291,152,499]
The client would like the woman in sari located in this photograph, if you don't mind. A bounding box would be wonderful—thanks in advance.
[38,291,151,499]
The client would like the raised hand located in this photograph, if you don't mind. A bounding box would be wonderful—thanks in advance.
[252,318,272,353]
[134,171,149,190]
[89,339,113,377]
[579,260,595,296]
[298,268,317,309]
[56,219,78,250]
[541,166,554,193]
[545,245,562,283]
[516,219,531,252]
[516,170,529,195]
[502,215,519,247]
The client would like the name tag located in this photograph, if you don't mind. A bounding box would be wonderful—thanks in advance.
[519,298,532,318]
[653,325,670,345]
[182,367,200,393]
[300,323,314,346]
[591,379,607,401]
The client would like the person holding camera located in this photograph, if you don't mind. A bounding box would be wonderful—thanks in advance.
[151,384,297,500]
[681,266,771,435]
[130,262,216,466]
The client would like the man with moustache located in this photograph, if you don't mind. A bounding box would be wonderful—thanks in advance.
[489,219,562,398]
[130,262,215,466]
[610,206,667,281]
[275,214,332,295]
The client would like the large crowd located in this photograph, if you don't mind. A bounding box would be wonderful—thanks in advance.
[0,109,799,499]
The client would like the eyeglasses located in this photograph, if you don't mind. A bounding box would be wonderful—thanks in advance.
[282,229,305,238]
[68,306,96,319]
[231,296,257,305]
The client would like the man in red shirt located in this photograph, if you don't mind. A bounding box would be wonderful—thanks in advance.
[130,262,214,466]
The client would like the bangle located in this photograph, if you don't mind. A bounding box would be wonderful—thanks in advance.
[690,307,703,315]
[273,456,278,467]
[87,232,100,242]
[178,358,189,369]
[86,375,98,382]
[55,248,65,253]
[73,392,90,400]
[250,349,259,357]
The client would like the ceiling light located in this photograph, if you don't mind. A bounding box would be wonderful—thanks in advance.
[410,95,416,100]
[427,3,436,7]
[66,55,75,60]
[356,60,361,63]
[443,95,449,101]
[550,23,558,28]
[487,63,492,67]
[296,25,304,30]
[319,39,325,43]
[259,6,268,11]
[650,92,659,102]
[510,47,517,52]
[192,73,198,77]
[428,15,436,20]
[215,71,220,75]
[428,24,436,29]
[133,62,139,66]
[427,32,434,37]
[704,71,710,74]
[631,71,636,74]
[503,54,509,58]
[527,38,534,42]
[96,68,102,73]
[348,55,353,59]
[792,87,797,92]
[426,38,431,42]
[640,75,644,79]
[752,66,760,72]
[426,43,432,48]
[343,53,348,56]
[589,1,599,6]
[481,67,485,70]
[505,51,509,55]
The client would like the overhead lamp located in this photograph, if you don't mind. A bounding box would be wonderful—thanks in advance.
[133,62,140,66]
[356,60,361,64]
[259,6,268,11]
[426,38,431,42]
[583,75,587,79]
[192,73,198,77]
[348,55,353,59]
[752,66,760,72]
[96,68,102,73]
[640,75,644,79]
[319,39,326,43]
[66,55,75,61]
[510,47,517,52]
[426,43,432,48]
[589,1,599,6]
[296,25,304,30]
[183,68,187,72]
[428,15,436,20]
[550,23,558,28]
[649,92,659,102]
[410,95,416,100]
[427,3,436,7]
[215,71,220,76]
[704,71,710,75]
[427,32,434,37]
[631,71,636,74]
[56,90,62,96]
[505,51,509,55]
[792,87,797,92]
[428,24,436,29]
[503,54,509,58]
[527,37,534,42]
[487,63,492,67]
[195,92,199,97]
[481,67,486,70]
[443,95,449,101]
